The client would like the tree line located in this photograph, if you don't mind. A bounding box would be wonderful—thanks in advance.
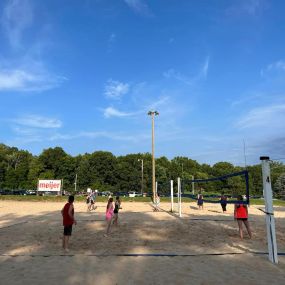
[0,143,284,198]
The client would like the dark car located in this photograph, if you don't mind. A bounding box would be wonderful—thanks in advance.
[12,190,27,195]
[26,190,37,195]
[113,191,128,197]
[0,190,12,195]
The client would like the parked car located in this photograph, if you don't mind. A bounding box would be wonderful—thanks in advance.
[101,191,113,197]
[12,190,27,195]
[113,191,128,197]
[0,189,7,195]
[128,191,139,197]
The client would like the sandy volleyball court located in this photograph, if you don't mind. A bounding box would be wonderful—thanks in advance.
[0,200,284,285]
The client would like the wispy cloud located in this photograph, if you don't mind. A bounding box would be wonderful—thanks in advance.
[23,130,150,143]
[201,56,210,77]
[163,56,210,85]
[107,33,116,52]
[235,104,285,129]
[230,92,264,107]
[148,96,170,110]
[163,69,192,85]
[0,66,66,92]
[124,0,152,16]
[12,115,62,128]
[261,60,285,77]
[103,107,136,118]
[0,1,66,93]
[1,0,34,49]
[243,0,264,16]
[104,79,129,99]
[226,0,267,17]
[259,136,285,159]
[109,33,116,43]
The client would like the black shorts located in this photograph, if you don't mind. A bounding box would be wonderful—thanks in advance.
[221,204,227,211]
[64,225,73,236]
[237,218,248,221]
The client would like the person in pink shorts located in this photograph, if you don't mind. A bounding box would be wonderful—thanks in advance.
[104,197,114,237]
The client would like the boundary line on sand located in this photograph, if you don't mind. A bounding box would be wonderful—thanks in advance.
[1,252,284,258]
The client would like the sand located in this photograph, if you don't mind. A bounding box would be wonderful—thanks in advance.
[0,200,284,285]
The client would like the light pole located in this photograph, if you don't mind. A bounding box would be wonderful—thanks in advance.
[138,159,144,196]
[74,173,77,193]
[148,110,159,202]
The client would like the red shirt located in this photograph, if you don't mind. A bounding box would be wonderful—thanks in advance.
[235,204,248,219]
[62,203,74,226]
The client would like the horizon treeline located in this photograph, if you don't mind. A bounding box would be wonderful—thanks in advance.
[0,143,284,197]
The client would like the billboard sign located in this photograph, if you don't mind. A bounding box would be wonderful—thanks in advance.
[38,180,62,192]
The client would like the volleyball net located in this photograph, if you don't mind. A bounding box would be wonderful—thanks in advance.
[181,170,250,204]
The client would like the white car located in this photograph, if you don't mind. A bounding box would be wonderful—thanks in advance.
[128,191,138,197]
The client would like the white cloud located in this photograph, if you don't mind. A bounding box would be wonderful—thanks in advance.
[201,56,210,78]
[227,0,266,17]
[236,104,285,129]
[0,66,66,92]
[124,0,152,16]
[1,0,33,49]
[12,115,62,128]
[163,69,192,85]
[243,0,263,15]
[230,92,264,107]
[0,1,66,93]
[104,79,129,99]
[148,96,170,110]
[262,60,285,75]
[163,56,210,85]
[48,130,150,143]
[109,33,116,43]
[103,107,135,118]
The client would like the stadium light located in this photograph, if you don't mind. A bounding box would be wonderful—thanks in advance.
[148,110,159,202]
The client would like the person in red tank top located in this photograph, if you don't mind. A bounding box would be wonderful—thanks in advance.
[234,195,252,239]
[61,195,77,251]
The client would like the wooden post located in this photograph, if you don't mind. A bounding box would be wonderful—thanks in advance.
[260,156,278,264]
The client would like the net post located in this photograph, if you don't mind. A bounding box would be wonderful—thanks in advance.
[260,156,278,264]
[170,180,174,212]
[155,181,158,196]
[178,177,182,217]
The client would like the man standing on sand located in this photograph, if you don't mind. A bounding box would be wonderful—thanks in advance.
[61,195,77,252]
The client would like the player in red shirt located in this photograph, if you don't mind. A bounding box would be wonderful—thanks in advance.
[234,195,252,239]
[61,195,77,251]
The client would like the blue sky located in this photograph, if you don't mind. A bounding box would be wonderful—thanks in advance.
[0,0,285,165]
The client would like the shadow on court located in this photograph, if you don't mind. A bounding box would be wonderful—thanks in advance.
[0,201,285,285]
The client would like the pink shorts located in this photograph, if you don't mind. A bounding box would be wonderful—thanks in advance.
[106,212,113,221]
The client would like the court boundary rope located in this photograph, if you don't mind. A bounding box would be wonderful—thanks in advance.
[0,252,284,257]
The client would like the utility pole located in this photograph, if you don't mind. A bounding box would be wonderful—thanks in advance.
[74,174,77,193]
[148,110,159,202]
[138,159,144,195]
